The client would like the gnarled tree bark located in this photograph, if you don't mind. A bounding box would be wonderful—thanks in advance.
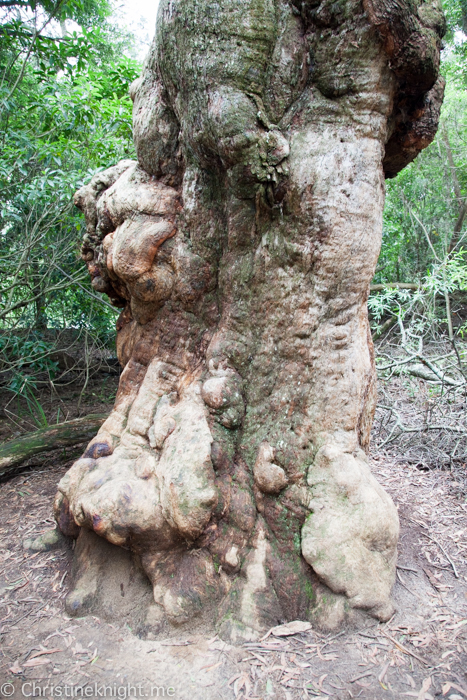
[54,0,445,638]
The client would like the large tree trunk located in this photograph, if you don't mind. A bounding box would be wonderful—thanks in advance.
[54,0,445,638]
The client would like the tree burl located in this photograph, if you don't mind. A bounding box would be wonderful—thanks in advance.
[54,0,445,638]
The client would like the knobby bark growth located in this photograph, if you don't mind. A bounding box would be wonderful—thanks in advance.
[54,0,445,638]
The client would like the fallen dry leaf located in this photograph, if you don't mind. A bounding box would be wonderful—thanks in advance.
[200,661,222,673]
[227,673,242,686]
[234,673,250,698]
[378,661,390,683]
[23,657,51,668]
[29,648,61,660]
[417,676,431,700]
[449,683,467,698]
[9,660,23,674]
[270,621,312,637]
[350,671,373,683]
[317,647,338,661]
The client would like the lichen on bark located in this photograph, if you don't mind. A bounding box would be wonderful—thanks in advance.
[54,0,445,638]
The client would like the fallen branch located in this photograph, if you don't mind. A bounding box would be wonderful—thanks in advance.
[370,283,419,291]
[376,404,467,448]
[376,350,464,387]
[380,631,430,667]
[420,532,459,579]
[394,363,461,387]
[0,414,107,480]
[379,422,467,448]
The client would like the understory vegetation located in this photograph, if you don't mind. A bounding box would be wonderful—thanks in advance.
[0,0,139,419]
[0,0,467,476]
[369,0,467,473]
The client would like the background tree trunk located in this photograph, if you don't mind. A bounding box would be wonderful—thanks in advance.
[54,0,445,638]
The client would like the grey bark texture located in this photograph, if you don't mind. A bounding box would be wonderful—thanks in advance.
[54,0,445,639]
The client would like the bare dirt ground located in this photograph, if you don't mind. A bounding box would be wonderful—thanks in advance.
[1,378,467,700]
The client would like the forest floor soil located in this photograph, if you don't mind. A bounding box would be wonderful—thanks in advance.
[0,377,467,700]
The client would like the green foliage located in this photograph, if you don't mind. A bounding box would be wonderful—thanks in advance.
[442,0,467,84]
[18,382,50,428]
[373,2,467,340]
[1,0,466,405]
[425,249,467,295]
[0,50,139,329]
[0,0,140,400]
[0,334,59,380]
[377,85,467,285]
[370,250,467,340]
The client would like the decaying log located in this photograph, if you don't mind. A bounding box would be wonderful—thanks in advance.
[0,414,107,479]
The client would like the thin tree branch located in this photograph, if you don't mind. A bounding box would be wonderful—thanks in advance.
[53,265,118,311]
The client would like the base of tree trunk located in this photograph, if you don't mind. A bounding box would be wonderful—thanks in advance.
[62,527,388,641]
